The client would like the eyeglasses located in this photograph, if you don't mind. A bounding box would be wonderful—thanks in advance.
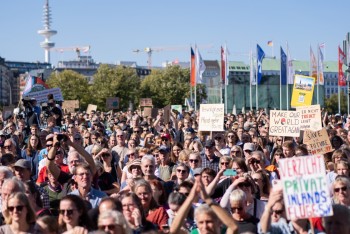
[133,131,140,133]
[214,137,222,140]
[3,145,11,150]
[7,205,24,212]
[162,138,168,142]
[74,138,81,141]
[221,162,230,166]
[251,159,261,164]
[102,153,110,158]
[179,192,190,196]
[117,135,123,138]
[227,135,235,138]
[231,207,243,212]
[177,169,188,173]
[272,209,284,215]
[46,144,53,147]
[334,186,348,193]
[189,159,199,163]
[59,209,75,215]
[99,224,117,230]
[68,126,74,128]
[128,153,135,156]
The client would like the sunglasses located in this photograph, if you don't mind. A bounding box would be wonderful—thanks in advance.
[334,186,348,193]
[59,209,75,215]
[214,137,222,140]
[179,192,190,196]
[238,182,250,188]
[68,126,74,128]
[189,159,199,163]
[74,138,81,141]
[46,144,53,147]
[133,131,140,133]
[177,169,187,173]
[99,224,117,230]
[231,207,243,212]
[3,146,11,150]
[251,159,261,164]
[7,205,24,212]
[221,162,230,165]
[231,151,240,153]
[272,209,284,215]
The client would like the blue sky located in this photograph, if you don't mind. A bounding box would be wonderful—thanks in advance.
[0,0,349,67]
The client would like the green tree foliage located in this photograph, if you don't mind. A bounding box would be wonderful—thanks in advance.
[46,70,91,109]
[324,92,347,114]
[140,65,192,107]
[90,64,141,110]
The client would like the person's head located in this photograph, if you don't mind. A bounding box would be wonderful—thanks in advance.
[188,152,202,169]
[204,140,215,157]
[67,151,83,174]
[232,158,249,176]
[332,150,348,164]
[331,135,344,150]
[98,197,121,214]
[0,166,13,191]
[73,163,92,190]
[35,215,59,234]
[3,139,15,154]
[219,156,232,170]
[201,168,216,187]
[251,171,271,196]
[194,204,221,234]
[249,151,265,171]
[270,201,285,223]
[59,195,91,231]
[229,189,247,219]
[332,176,350,206]
[14,159,32,181]
[149,179,167,206]
[323,204,350,234]
[119,192,146,225]
[133,180,158,210]
[98,210,131,234]
[295,145,309,157]
[1,178,24,204]
[170,142,183,163]
[178,149,191,164]
[23,181,43,210]
[167,192,186,213]
[3,192,36,225]
[175,163,190,181]
[141,155,155,177]
[91,144,103,158]
[109,135,117,147]
[335,160,350,177]
[282,140,295,158]
[226,130,238,144]
[128,159,143,178]
[27,134,41,151]
[177,181,193,197]
[271,148,285,165]
[230,145,243,158]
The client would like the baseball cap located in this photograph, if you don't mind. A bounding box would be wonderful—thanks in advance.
[193,168,203,176]
[159,145,170,153]
[243,143,255,152]
[14,159,31,170]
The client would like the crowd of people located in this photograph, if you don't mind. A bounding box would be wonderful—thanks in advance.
[0,103,349,234]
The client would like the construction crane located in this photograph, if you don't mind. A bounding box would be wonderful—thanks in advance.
[133,44,213,68]
[52,45,91,59]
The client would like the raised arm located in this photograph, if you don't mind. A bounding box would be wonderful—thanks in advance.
[259,189,283,233]
[206,168,225,196]
[220,177,246,209]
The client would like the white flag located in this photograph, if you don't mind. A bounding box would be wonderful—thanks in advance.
[195,47,206,84]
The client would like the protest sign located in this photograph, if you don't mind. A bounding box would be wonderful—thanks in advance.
[2,106,14,120]
[22,88,63,104]
[171,105,182,114]
[291,75,315,108]
[296,105,322,131]
[163,105,171,124]
[279,155,333,220]
[106,97,119,110]
[198,104,224,132]
[269,110,300,137]
[143,107,158,118]
[303,128,333,155]
[62,100,79,110]
[86,104,97,114]
[140,98,153,107]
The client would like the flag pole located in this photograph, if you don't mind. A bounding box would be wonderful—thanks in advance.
[317,43,320,104]
[256,59,259,111]
[279,47,282,110]
[286,42,290,111]
[249,48,253,111]
[224,44,228,114]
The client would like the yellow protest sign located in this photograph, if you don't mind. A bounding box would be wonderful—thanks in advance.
[291,75,315,108]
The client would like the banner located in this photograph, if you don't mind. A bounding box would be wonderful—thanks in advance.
[303,128,333,155]
[280,47,287,85]
[291,75,315,108]
[22,88,63,104]
[310,47,318,82]
[318,45,324,85]
[86,104,97,114]
[140,98,153,107]
[257,44,265,84]
[269,110,300,137]
[279,155,333,220]
[198,104,224,131]
[339,46,346,86]
[106,97,119,110]
[295,105,322,131]
[62,100,79,110]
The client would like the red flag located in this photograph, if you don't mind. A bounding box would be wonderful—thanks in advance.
[221,46,226,84]
[190,47,195,87]
[339,46,346,87]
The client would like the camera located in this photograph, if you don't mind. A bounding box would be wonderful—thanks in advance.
[57,134,68,142]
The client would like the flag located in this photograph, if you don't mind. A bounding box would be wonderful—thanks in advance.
[318,44,324,85]
[22,74,34,95]
[280,47,287,85]
[267,41,273,47]
[221,45,228,85]
[310,46,318,82]
[195,46,206,84]
[319,42,325,48]
[190,47,195,87]
[257,44,265,85]
[286,44,295,84]
[339,46,346,87]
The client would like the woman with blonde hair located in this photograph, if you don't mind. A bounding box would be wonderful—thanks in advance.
[332,176,350,206]
[0,192,36,233]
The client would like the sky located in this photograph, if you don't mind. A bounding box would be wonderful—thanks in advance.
[0,0,349,68]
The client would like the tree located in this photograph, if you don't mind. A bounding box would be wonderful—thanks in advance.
[90,64,141,110]
[46,70,91,109]
[140,65,192,107]
[324,92,347,114]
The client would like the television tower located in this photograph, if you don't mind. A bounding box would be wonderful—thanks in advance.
[37,0,57,63]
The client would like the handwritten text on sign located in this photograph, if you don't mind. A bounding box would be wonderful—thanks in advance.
[198,104,224,131]
[296,105,322,131]
[303,128,333,155]
[279,155,333,219]
[269,110,300,137]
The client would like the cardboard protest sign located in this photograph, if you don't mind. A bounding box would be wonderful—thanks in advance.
[269,110,301,137]
[86,104,97,114]
[163,105,171,124]
[143,107,158,118]
[279,155,333,220]
[106,97,119,110]
[291,75,315,108]
[62,100,79,110]
[2,106,14,120]
[23,88,63,104]
[296,105,322,131]
[198,104,224,131]
[140,98,153,107]
[303,128,333,155]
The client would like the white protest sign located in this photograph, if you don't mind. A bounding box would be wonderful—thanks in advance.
[303,128,333,155]
[269,110,300,137]
[296,104,322,131]
[198,104,224,131]
[279,155,333,220]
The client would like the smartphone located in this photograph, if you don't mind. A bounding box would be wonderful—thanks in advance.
[223,169,237,176]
